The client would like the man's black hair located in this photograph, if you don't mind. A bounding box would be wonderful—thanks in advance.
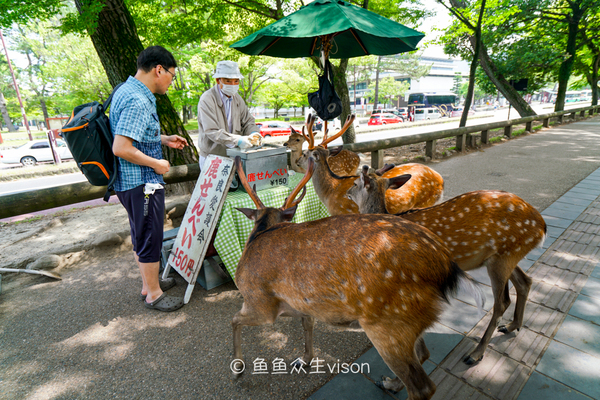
[137,46,177,72]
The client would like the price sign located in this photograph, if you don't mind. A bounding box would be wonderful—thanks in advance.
[162,155,234,303]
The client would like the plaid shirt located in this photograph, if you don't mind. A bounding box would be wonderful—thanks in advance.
[109,76,164,192]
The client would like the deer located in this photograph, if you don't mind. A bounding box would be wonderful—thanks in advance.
[295,114,444,216]
[345,166,547,365]
[283,125,360,175]
[231,155,484,400]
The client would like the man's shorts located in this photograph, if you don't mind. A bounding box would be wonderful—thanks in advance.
[116,184,165,263]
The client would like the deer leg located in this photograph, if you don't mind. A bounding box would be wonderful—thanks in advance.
[301,315,315,364]
[415,336,430,365]
[232,302,279,377]
[499,266,532,333]
[363,325,435,400]
[464,257,512,365]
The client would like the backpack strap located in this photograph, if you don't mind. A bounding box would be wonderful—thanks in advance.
[102,82,125,202]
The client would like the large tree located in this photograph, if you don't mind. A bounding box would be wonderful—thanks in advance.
[0,0,198,166]
[438,0,537,117]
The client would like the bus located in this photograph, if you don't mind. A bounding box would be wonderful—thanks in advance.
[565,91,582,103]
[407,92,459,116]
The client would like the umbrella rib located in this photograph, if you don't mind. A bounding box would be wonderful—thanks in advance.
[349,29,368,55]
[260,37,282,55]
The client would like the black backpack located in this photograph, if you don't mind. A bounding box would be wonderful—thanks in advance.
[61,83,123,201]
[308,59,343,121]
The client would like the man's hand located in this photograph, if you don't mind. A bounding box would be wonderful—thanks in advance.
[161,135,188,149]
[237,136,254,149]
[153,159,170,175]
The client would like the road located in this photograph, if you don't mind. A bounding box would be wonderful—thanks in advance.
[0,172,87,196]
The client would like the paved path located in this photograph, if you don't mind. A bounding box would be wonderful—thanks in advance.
[1,115,599,400]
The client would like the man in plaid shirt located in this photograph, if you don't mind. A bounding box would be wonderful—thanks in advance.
[111,46,188,312]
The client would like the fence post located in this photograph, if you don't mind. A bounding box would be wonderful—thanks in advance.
[425,139,436,159]
[580,110,585,117]
[543,118,550,127]
[371,149,384,170]
[558,114,564,123]
[525,121,532,132]
[481,130,489,144]
[504,125,512,139]
[456,134,466,153]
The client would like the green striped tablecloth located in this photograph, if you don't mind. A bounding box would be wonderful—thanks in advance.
[213,172,330,280]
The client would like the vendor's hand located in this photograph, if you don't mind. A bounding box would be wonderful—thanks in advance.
[162,134,188,149]
[248,132,262,147]
[237,136,254,149]
[153,159,170,175]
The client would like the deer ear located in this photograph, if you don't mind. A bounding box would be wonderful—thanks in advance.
[281,205,297,221]
[235,207,258,221]
[387,174,411,190]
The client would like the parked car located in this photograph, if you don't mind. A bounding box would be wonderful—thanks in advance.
[368,113,403,126]
[0,139,73,166]
[413,107,441,122]
[449,107,475,118]
[396,107,409,120]
[255,121,293,137]
[372,108,405,122]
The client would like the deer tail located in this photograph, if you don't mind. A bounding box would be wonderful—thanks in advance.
[440,262,486,314]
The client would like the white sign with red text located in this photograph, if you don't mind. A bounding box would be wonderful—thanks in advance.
[163,155,234,303]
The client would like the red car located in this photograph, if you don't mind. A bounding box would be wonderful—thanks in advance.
[367,113,403,126]
[256,121,293,137]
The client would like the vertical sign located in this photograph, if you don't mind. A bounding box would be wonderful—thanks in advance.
[162,155,235,303]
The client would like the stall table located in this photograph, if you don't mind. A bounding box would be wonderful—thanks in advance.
[213,172,330,279]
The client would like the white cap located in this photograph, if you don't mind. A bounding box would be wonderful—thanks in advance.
[212,60,243,79]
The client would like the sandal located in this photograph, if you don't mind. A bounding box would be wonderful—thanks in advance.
[144,293,184,312]
[139,277,176,301]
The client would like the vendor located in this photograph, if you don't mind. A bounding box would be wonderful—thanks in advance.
[197,60,261,168]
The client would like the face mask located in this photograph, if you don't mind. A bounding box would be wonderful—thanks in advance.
[221,83,240,96]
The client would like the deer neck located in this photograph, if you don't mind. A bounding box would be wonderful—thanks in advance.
[360,191,389,215]
[289,148,306,173]
[312,158,357,207]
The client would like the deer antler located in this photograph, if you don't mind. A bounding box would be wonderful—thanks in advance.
[375,163,396,176]
[304,114,315,150]
[282,158,315,210]
[320,115,355,148]
[235,156,265,209]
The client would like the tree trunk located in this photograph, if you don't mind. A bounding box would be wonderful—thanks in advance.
[590,53,599,106]
[40,97,49,123]
[75,0,198,168]
[0,92,16,132]
[461,0,486,128]
[555,5,583,112]
[477,41,536,117]
[331,59,355,143]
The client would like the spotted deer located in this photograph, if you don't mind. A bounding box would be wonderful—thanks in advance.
[346,166,547,364]
[231,156,482,399]
[296,114,444,215]
[283,126,360,175]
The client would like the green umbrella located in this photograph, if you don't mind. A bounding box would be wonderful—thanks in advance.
[230,0,425,59]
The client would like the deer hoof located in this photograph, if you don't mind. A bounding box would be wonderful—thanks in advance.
[498,325,509,334]
[463,354,483,365]
[375,377,398,394]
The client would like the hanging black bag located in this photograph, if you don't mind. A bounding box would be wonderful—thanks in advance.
[308,60,342,121]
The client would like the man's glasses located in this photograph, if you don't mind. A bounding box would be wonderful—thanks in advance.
[160,66,177,81]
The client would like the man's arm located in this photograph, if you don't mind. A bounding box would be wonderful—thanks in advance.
[113,135,170,175]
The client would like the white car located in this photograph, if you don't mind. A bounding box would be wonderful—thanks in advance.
[0,139,73,166]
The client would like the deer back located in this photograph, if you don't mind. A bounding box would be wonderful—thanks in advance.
[400,191,546,271]
[236,213,461,327]
[382,164,444,213]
